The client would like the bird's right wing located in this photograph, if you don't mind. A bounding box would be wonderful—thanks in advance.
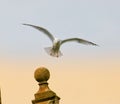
[61,38,98,46]
[23,24,55,42]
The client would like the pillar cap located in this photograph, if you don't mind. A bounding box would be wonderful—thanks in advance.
[34,67,50,83]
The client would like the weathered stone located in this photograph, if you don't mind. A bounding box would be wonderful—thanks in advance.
[0,89,1,104]
[34,67,50,83]
[32,67,60,104]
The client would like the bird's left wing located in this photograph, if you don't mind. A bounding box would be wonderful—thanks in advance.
[61,38,98,46]
[23,23,55,42]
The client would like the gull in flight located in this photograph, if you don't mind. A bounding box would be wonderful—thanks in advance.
[23,24,98,57]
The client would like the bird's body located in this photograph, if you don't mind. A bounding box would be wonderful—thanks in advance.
[23,23,98,57]
[44,38,62,57]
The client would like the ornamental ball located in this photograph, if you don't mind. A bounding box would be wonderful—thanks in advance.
[34,67,50,82]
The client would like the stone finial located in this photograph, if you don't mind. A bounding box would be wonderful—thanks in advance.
[32,67,60,104]
[34,67,50,85]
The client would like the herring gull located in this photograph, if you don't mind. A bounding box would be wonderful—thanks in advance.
[23,24,98,57]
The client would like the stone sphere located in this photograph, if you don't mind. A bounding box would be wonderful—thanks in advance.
[34,67,50,82]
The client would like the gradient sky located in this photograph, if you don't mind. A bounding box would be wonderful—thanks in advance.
[0,0,120,104]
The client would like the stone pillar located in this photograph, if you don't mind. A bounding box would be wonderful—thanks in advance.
[32,67,60,104]
[0,89,1,104]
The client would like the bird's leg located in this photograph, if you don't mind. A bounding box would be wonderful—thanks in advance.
[56,54,59,57]
[50,48,56,56]
[50,52,52,56]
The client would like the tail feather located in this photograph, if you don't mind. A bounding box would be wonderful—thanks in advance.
[44,47,63,57]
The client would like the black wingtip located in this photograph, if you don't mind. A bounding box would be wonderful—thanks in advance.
[22,23,29,26]
[22,23,25,25]
[89,41,99,46]
[22,23,36,27]
[95,44,100,47]
[92,43,99,47]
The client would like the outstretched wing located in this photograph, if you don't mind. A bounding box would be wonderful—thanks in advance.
[61,38,98,46]
[23,23,55,42]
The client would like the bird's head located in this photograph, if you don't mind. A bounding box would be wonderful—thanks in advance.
[54,38,61,43]
[53,38,61,47]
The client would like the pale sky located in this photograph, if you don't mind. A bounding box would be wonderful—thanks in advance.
[0,0,120,104]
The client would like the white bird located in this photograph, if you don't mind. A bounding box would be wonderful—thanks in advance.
[23,24,98,57]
